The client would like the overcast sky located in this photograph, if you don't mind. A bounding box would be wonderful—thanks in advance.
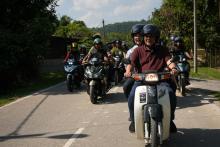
[55,0,162,28]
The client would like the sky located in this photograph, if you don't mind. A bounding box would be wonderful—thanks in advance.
[55,0,163,28]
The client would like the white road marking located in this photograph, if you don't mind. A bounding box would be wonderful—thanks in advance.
[63,127,85,147]
[0,82,65,110]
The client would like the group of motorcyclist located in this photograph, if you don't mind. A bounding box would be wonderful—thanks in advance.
[63,23,193,134]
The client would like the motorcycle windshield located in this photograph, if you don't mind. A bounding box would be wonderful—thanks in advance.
[177,62,188,72]
[84,65,103,79]
[64,65,77,72]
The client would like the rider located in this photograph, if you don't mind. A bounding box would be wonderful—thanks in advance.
[123,24,144,100]
[125,24,178,133]
[82,38,108,63]
[78,44,87,64]
[82,38,112,88]
[110,40,125,58]
[171,36,192,85]
[64,42,80,63]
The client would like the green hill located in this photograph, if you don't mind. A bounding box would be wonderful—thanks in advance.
[92,19,148,34]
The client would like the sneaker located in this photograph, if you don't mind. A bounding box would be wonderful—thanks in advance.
[129,122,135,133]
[170,121,177,133]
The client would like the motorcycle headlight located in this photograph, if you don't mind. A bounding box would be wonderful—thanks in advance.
[85,67,92,75]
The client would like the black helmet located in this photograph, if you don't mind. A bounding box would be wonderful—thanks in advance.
[143,24,160,39]
[131,24,144,36]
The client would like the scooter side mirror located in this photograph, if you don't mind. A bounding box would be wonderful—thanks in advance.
[122,58,131,64]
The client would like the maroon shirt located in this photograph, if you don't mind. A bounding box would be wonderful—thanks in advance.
[130,45,171,72]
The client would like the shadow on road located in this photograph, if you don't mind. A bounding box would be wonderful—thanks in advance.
[177,87,219,109]
[93,92,127,104]
[167,128,220,147]
[0,95,50,142]
[0,132,88,141]
[40,83,88,96]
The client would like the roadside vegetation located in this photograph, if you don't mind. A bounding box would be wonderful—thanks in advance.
[212,91,220,101]
[190,67,220,80]
[0,72,65,107]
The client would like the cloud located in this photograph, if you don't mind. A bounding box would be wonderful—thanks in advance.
[57,0,65,6]
[72,0,114,11]
[113,0,152,16]
[56,0,162,27]
[78,11,103,27]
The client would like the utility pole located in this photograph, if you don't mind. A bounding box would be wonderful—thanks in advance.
[102,19,105,42]
[193,0,198,73]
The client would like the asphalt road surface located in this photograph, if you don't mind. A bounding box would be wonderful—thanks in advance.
[0,79,220,147]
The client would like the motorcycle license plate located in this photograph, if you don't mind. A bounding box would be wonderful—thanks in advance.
[139,93,146,103]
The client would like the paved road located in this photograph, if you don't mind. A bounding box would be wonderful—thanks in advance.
[0,79,220,147]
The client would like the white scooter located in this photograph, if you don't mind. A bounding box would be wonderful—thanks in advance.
[133,70,173,147]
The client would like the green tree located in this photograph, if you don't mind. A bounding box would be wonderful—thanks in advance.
[0,0,57,93]
[54,17,93,49]
[59,15,72,26]
[150,0,220,55]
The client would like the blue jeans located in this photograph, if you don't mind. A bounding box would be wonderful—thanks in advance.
[128,81,142,122]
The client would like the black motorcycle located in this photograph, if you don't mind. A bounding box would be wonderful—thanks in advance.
[112,55,125,85]
[64,58,82,92]
[84,54,110,104]
[175,54,190,96]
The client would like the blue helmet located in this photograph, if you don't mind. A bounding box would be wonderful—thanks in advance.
[131,24,144,36]
[143,24,160,39]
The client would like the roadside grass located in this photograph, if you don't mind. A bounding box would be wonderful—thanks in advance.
[190,67,220,80]
[0,72,65,107]
[211,91,220,101]
[190,67,220,100]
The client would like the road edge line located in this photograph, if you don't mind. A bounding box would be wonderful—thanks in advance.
[0,81,65,110]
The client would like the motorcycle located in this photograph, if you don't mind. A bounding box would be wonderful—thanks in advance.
[84,54,110,104]
[133,70,173,147]
[64,58,82,92]
[175,54,190,96]
[112,55,125,85]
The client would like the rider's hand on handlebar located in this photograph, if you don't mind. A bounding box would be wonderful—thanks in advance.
[171,67,179,76]
[124,71,132,78]
[82,60,88,64]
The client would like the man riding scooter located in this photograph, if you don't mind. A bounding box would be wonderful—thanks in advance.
[125,24,178,133]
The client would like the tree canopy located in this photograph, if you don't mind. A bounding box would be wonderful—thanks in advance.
[150,0,220,51]
[0,0,57,93]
